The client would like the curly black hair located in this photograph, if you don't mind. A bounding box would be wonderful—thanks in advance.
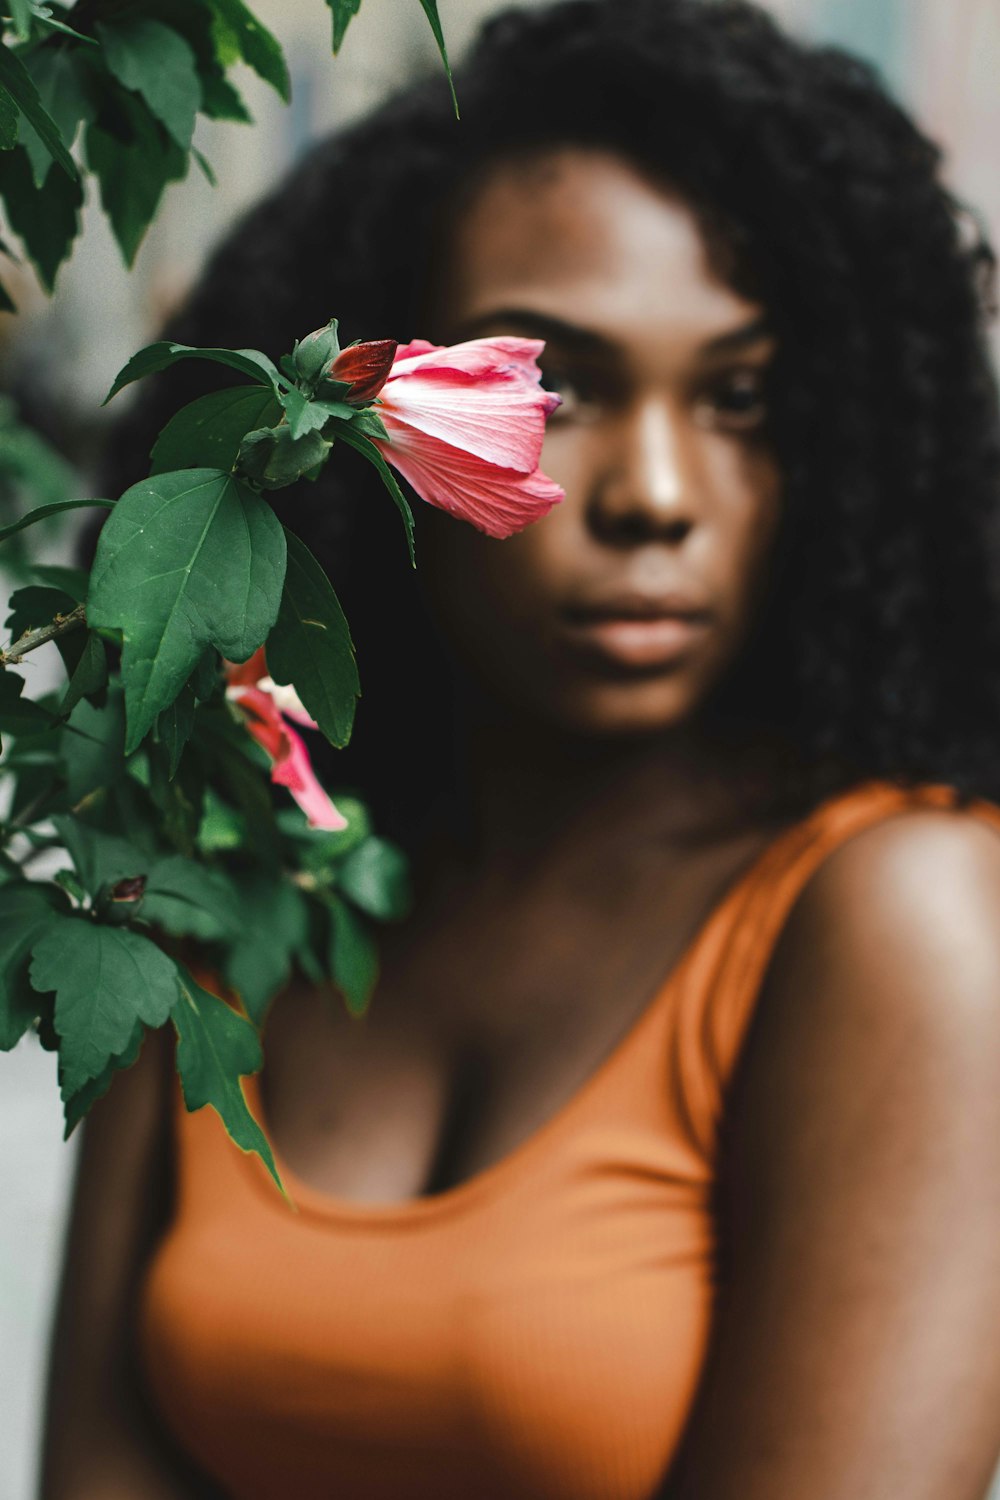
[101,0,1000,847]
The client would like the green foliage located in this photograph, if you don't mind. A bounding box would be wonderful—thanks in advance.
[416,0,458,117]
[61,1021,142,1139]
[150,386,283,474]
[210,0,290,101]
[326,0,362,53]
[17,43,93,189]
[0,497,113,546]
[87,468,286,752]
[0,881,65,1048]
[106,340,283,404]
[30,916,178,1097]
[337,836,411,921]
[96,17,202,152]
[0,37,77,179]
[85,88,189,268]
[221,869,309,1024]
[267,528,359,749]
[172,965,282,1190]
[0,142,83,290]
[326,892,378,1016]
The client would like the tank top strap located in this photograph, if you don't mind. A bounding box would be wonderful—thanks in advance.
[667,779,986,1163]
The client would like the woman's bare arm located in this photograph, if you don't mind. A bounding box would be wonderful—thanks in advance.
[40,1023,221,1500]
[661,809,1000,1500]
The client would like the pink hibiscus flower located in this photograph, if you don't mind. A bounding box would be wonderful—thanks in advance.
[224,648,347,832]
[368,336,564,539]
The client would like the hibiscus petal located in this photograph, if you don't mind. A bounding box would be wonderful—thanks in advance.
[272,720,348,830]
[373,424,563,539]
[224,645,269,692]
[229,684,289,763]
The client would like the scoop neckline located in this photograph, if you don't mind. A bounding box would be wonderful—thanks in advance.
[236,781,895,1226]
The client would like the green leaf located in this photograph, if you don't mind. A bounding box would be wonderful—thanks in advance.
[61,1019,142,1138]
[0,882,64,1049]
[198,67,252,123]
[337,836,411,921]
[150,384,282,474]
[17,45,94,188]
[326,892,378,1016]
[87,468,286,753]
[236,423,331,490]
[334,424,415,566]
[53,816,148,899]
[105,340,283,405]
[0,669,52,751]
[30,916,178,1096]
[172,965,282,1191]
[5,582,75,640]
[85,91,188,268]
[154,680,196,776]
[210,0,289,101]
[60,686,125,803]
[96,18,201,151]
[0,38,78,178]
[0,144,82,289]
[267,528,359,750]
[61,631,108,713]
[142,855,242,941]
[0,498,112,545]
[222,870,308,1024]
[0,84,18,150]
[29,562,88,600]
[417,0,458,118]
[6,0,33,43]
[325,0,362,53]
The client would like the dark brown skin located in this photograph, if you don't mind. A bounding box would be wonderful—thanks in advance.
[42,149,1000,1499]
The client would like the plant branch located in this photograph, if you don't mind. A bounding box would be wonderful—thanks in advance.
[1,603,86,664]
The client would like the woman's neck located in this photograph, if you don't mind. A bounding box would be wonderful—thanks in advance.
[443,701,782,885]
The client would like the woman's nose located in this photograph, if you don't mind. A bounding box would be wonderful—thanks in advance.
[586,398,696,546]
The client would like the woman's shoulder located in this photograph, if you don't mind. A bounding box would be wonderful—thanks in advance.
[762,784,1000,1051]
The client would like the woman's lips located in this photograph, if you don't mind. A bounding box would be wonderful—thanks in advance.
[559,606,712,671]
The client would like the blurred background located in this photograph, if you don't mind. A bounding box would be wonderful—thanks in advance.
[1,0,998,1495]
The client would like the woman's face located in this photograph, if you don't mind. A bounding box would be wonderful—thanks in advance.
[419,147,781,739]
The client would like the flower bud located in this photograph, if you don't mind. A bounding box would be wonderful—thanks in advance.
[325,339,398,405]
[291,319,341,385]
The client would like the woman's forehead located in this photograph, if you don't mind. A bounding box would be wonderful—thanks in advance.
[441,147,765,354]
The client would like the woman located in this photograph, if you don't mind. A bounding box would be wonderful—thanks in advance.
[42,2,1000,1498]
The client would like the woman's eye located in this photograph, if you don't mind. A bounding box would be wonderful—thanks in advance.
[538,366,594,421]
[695,371,768,432]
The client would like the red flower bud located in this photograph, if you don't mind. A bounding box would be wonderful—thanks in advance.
[327,339,398,405]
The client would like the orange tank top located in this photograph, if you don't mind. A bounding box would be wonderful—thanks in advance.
[139,781,993,1500]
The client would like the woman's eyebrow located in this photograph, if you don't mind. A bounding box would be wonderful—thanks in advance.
[456,307,615,356]
[700,315,774,355]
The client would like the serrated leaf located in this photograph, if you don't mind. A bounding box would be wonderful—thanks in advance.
[96,18,201,151]
[85,91,187,268]
[0,143,82,289]
[61,631,108,713]
[325,0,362,53]
[17,45,94,188]
[210,0,289,100]
[334,424,415,566]
[0,882,64,1048]
[87,469,286,753]
[172,965,282,1190]
[417,0,458,117]
[61,1018,142,1137]
[222,870,308,1024]
[30,916,178,1096]
[5,582,76,639]
[0,497,112,545]
[0,38,78,178]
[105,340,282,405]
[337,836,411,921]
[150,384,282,474]
[142,855,242,941]
[198,67,252,123]
[266,528,358,750]
[326,892,378,1016]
